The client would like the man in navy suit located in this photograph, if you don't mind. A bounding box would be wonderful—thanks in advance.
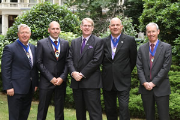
[1,24,38,120]
[36,21,69,120]
[67,18,103,120]
[137,22,171,120]
[102,17,137,120]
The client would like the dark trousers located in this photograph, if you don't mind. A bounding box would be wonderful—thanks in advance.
[103,89,130,120]
[7,90,33,120]
[37,85,66,120]
[141,93,170,120]
[73,88,102,120]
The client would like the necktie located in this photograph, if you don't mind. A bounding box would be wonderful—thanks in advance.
[150,44,155,80]
[81,38,86,54]
[54,40,59,60]
[25,45,32,68]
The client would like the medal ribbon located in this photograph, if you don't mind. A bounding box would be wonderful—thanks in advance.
[17,39,30,53]
[149,40,159,57]
[111,35,121,48]
[50,38,60,51]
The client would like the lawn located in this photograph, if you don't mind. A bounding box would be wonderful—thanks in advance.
[0,92,143,120]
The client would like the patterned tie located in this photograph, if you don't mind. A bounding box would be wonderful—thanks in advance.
[25,45,32,68]
[150,44,155,80]
[81,38,86,54]
[54,40,58,60]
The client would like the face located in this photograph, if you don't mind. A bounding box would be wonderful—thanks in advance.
[80,20,94,37]
[109,18,123,37]
[146,25,160,43]
[18,27,31,45]
[48,22,61,40]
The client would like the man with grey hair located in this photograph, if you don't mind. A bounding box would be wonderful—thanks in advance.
[137,22,171,120]
[1,24,38,120]
[67,18,103,120]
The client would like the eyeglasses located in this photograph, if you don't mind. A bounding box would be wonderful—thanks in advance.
[82,25,92,28]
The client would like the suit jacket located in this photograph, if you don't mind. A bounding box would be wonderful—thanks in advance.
[102,33,137,91]
[68,35,103,89]
[136,40,172,96]
[1,40,38,94]
[36,37,69,89]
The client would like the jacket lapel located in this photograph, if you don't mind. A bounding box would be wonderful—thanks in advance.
[29,44,35,67]
[47,37,57,60]
[152,41,162,69]
[145,42,150,69]
[114,33,124,58]
[15,41,31,68]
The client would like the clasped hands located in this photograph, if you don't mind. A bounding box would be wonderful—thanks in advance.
[72,71,83,81]
[143,82,155,91]
[51,77,63,86]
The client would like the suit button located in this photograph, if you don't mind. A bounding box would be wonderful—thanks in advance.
[30,77,32,80]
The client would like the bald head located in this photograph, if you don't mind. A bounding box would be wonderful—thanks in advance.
[109,17,123,38]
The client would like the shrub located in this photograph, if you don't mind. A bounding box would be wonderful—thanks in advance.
[4,2,81,42]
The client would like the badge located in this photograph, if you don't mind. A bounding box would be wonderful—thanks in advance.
[55,51,60,58]
[151,57,154,62]
[113,47,116,53]
[26,52,30,58]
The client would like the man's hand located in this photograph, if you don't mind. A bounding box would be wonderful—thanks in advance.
[34,87,38,92]
[50,77,58,86]
[55,77,63,86]
[72,72,83,81]
[7,88,14,96]
[143,82,153,91]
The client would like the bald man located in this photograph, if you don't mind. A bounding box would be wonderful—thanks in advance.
[36,21,69,120]
[102,17,137,120]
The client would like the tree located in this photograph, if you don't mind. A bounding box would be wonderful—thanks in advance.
[65,0,125,36]
[5,2,81,42]
[123,0,144,31]
[139,0,180,44]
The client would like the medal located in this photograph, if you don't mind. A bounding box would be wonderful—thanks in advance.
[113,47,116,53]
[151,57,154,62]
[26,52,30,58]
[55,50,60,58]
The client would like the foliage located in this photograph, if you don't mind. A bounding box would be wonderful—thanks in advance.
[139,0,180,44]
[123,0,144,31]
[99,16,138,38]
[5,2,81,42]
[172,35,180,65]
[65,0,125,36]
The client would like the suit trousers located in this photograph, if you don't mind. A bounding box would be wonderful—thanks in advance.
[141,93,170,120]
[7,88,33,120]
[103,89,130,120]
[73,88,102,120]
[37,84,66,120]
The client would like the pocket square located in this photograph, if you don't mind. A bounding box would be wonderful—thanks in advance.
[88,46,93,49]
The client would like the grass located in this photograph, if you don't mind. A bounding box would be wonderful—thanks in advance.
[0,92,143,120]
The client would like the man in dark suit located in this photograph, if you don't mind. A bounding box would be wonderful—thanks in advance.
[102,17,137,120]
[67,18,103,120]
[36,21,69,120]
[136,22,171,120]
[1,24,38,120]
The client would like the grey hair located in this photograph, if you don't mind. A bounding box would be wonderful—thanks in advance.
[81,18,94,26]
[18,24,31,33]
[110,17,123,25]
[146,22,159,30]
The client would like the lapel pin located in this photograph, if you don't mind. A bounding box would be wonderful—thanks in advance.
[121,41,123,43]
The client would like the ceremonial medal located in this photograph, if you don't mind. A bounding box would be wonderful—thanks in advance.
[151,57,154,62]
[113,47,116,53]
[55,51,60,58]
[26,52,30,58]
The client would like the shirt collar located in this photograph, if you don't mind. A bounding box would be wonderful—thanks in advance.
[82,34,91,41]
[149,39,158,46]
[49,36,59,42]
[111,34,121,40]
